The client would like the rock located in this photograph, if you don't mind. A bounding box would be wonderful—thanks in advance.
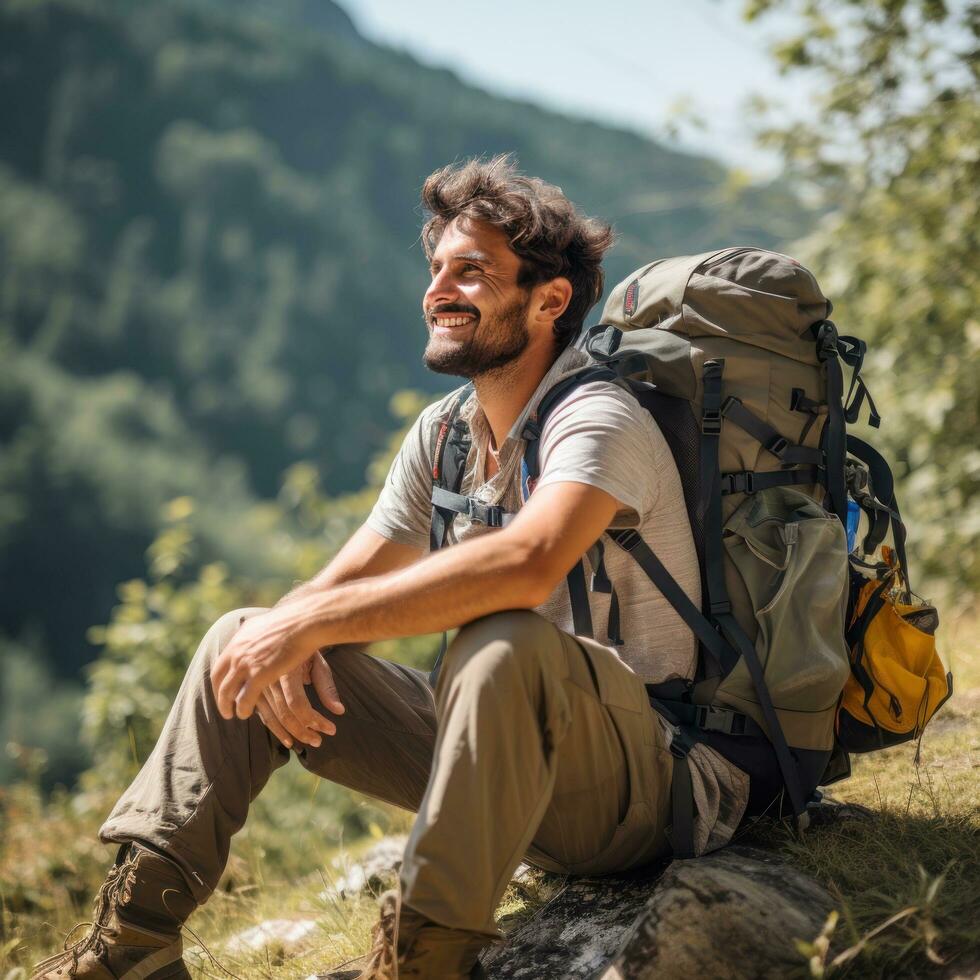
[481,863,668,979]
[313,814,847,979]
[598,846,835,979]
[224,917,319,954]
[322,835,407,899]
[483,846,836,979]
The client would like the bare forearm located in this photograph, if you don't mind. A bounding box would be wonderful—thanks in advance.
[276,524,423,606]
[209,483,619,722]
[279,530,550,648]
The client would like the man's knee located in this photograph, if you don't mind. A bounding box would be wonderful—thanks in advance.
[195,606,270,668]
[442,610,558,686]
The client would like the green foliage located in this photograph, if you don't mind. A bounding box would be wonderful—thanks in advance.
[53,388,431,894]
[0,640,91,790]
[81,390,428,785]
[744,0,980,603]
[0,0,813,688]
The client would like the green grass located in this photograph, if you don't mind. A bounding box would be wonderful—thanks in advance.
[2,611,977,979]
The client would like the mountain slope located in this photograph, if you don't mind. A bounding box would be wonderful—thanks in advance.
[0,0,811,677]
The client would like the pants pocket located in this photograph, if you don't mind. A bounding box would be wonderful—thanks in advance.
[561,801,664,875]
[526,634,671,873]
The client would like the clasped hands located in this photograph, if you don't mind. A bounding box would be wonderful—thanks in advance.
[210,604,345,749]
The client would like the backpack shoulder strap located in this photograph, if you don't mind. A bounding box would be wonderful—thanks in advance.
[520,365,620,486]
[519,364,620,643]
[429,384,475,553]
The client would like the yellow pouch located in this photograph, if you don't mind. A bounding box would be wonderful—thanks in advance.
[837,558,952,752]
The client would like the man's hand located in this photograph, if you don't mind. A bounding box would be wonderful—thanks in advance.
[212,604,333,722]
[234,525,420,743]
[254,653,345,749]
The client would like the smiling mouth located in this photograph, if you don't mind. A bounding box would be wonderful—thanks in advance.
[429,312,478,330]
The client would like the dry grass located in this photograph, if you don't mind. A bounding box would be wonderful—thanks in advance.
[746,606,980,978]
[2,610,977,979]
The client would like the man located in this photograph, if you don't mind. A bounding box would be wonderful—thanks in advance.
[33,156,748,980]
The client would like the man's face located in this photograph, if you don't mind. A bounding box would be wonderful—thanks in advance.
[422,217,533,378]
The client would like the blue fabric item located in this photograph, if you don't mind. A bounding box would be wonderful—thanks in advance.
[846,499,861,553]
[520,456,533,503]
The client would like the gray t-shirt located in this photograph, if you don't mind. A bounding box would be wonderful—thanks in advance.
[367,345,749,853]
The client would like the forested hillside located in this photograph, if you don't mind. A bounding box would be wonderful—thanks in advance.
[0,0,811,689]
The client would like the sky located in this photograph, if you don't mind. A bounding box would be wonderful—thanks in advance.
[334,0,816,177]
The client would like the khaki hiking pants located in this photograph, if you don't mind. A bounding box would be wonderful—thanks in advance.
[100,608,673,938]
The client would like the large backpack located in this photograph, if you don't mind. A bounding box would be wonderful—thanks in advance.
[427,246,951,855]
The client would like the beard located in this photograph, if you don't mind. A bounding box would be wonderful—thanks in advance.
[423,291,531,379]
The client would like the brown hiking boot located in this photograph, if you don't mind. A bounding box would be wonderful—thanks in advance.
[31,843,197,980]
[319,889,488,980]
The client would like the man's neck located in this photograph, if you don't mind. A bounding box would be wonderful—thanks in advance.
[471,338,558,451]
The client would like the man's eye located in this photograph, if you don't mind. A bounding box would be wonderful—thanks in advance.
[461,264,481,275]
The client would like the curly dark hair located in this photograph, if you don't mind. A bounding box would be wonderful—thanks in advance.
[421,155,614,351]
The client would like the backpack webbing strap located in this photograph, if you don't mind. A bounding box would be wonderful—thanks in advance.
[654,699,766,738]
[607,528,734,677]
[700,361,729,618]
[815,321,849,527]
[720,466,820,495]
[430,486,513,528]
[720,397,824,466]
[521,364,622,647]
[521,365,619,476]
[429,385,475,553]
[844,376,882,428]
[846,434,912,600]
[844,580,891,743]
[643,696,698,858]
[567,559,594,639]
[714,609,808,821]
[837,334,882,429]
[606,589,623,646]
[590,539,623,646]
[666,725,697,858]
[791,388,827,415]
[698,360,809,826]
[428,386,474,685]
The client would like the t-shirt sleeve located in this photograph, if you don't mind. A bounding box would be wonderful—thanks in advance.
[365,407,436,551]
[533,384,661,526]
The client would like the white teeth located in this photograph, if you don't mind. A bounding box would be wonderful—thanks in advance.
[433,315,474,327]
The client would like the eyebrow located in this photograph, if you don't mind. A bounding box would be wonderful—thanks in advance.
[430,251,495,270]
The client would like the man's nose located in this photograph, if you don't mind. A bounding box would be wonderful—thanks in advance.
[424,266,459,309]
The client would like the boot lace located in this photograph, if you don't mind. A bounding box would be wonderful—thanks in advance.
[69,858,133,970]
[30,858,134,976]
[360,892,398,979]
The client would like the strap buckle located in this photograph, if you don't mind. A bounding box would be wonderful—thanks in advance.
[814,320,840,361]
[701,410,722,436]
[705,394,742,435]
[614,529,643,552]
[468,500,505,527]
[668,725,695,759]
[766,435,789,458]
[521,418,542,442]
[724,471,755,495]
[694,705,748,735]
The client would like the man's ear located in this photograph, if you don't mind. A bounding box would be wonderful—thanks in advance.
[534,276,573,325]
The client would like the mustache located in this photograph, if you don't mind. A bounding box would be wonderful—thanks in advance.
[424,303,480,322]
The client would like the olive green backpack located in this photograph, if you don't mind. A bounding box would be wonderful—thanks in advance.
[427,246,921,854]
